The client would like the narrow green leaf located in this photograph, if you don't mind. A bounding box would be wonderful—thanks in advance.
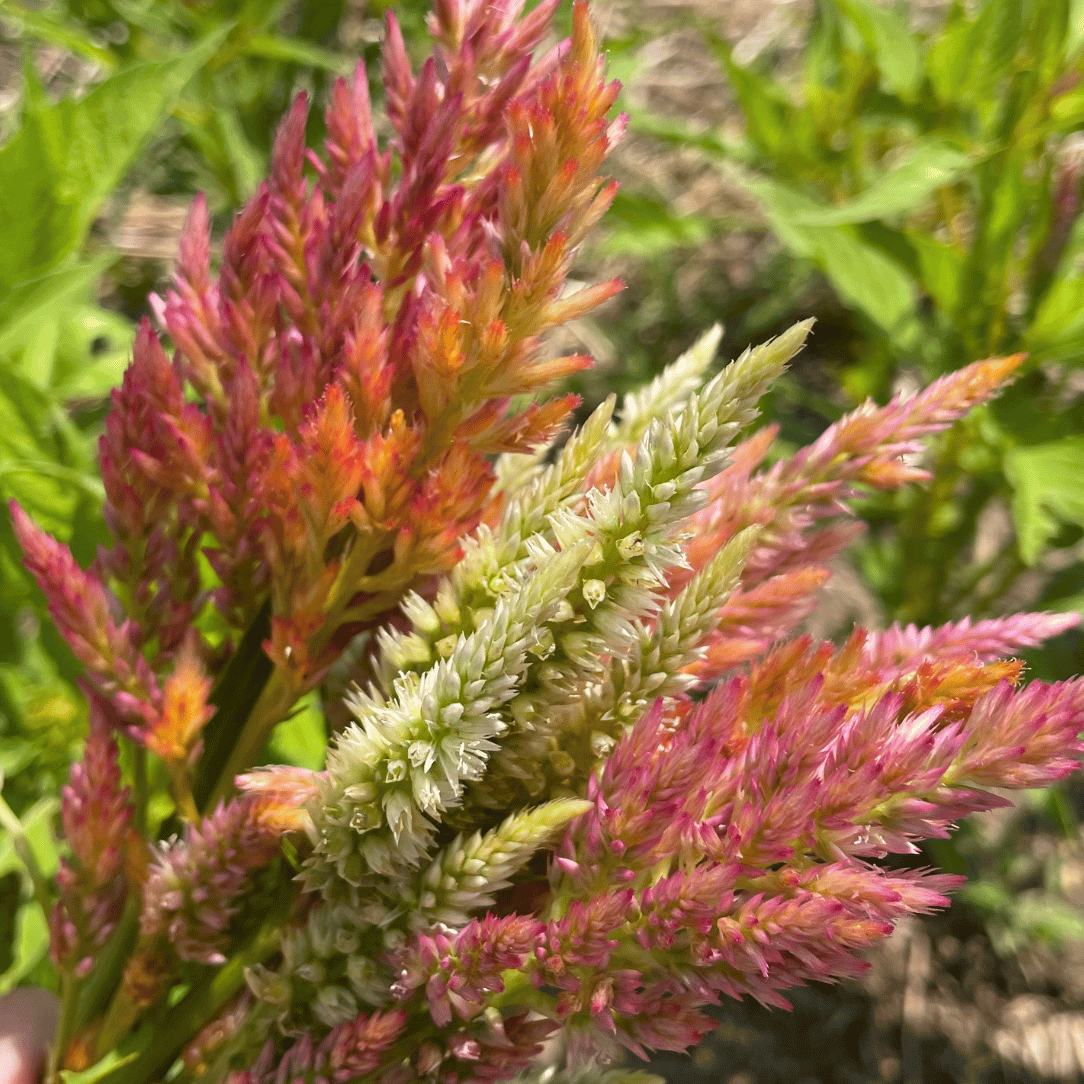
[242,33,353,73]
[0,872,20,976]
[1051,86,1084,126]
[1068,0,1084,56]
[784,141,970,226]
[967,0,1024,95]
[906,230,966,317]
[0,796,60,880]
[0,899,49,993]
[710,39,792,160]
[926,11,976,104]
[625,107,751,162]
[1005,437,1084,564]
[0,742,35,779]
[600,191,713,257]
[1008,895,1084,945]
[206,107,266,202]
[1026,274,1084,362]
[836,0,923,96]
[0,461,105,502]
[2,2,117,69]
[0,27,231,286]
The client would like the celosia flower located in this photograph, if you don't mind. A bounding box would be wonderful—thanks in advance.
[138,795,283,967]
[228,1008,407,1084]
[50,696,138,978]
[14,0,1084,1080]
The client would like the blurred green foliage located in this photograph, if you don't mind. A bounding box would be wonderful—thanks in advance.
[613,0,1084,634]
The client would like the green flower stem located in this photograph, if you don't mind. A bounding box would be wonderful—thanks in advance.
[131,745,147,837]
[79,921,281,1084]
[203,666,295,812]
[47,973,81,1084]
[75,901,140,1032]
[194,601,273,813]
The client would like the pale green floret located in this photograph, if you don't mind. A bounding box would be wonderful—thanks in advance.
[375,396,618,691]
[312,985,358,1028]
[305,540,593,891]
[594,526,761,725]
[500,393,618,537]
[408,798,592,930]
[465,326,811,807]
[310,323,811,894]
[615,325,723,445]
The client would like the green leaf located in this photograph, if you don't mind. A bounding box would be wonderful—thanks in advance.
[265,691,327,771]
[1007,895,1084,945]
[0,27,230,287]
[0,872,20,977]
[0,742,35,779]
[1068,0,1084,56]
[1051,86,1084,126]
[60,1050,141,1084]
[813,229,920,347]
[906,230,966,316]
[0,366,96,533]
[0,461,105,503]
[783,141,970,226]
[926,14,975,105]
[967,0,1025,96]
[600,191,713,257]
[1025,267,1084,364]
[0,796,60,881]
[0,897,50,993]
[0,794,58,989]
[836,0,923,96]
[50,304,136,398]
[710,39,792,160]
[207,107,266,203]
[242,33,353,73]
[625,107,751,163]
[1005,437,1084,564]
[1,2,118,69]
[728,169,920,347]
[0,259,112,353]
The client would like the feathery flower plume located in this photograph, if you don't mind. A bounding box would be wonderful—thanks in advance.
[50,697,138,978]
[138,795,285,968]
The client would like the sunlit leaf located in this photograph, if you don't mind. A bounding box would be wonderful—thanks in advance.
[1005,437,1084,564]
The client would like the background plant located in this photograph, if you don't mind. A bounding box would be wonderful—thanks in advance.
[603,0,1084,629]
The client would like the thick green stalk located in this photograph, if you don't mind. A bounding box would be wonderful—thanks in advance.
[46,973,80,1084]
[70,921,281,1084]
[193,601,273,812]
